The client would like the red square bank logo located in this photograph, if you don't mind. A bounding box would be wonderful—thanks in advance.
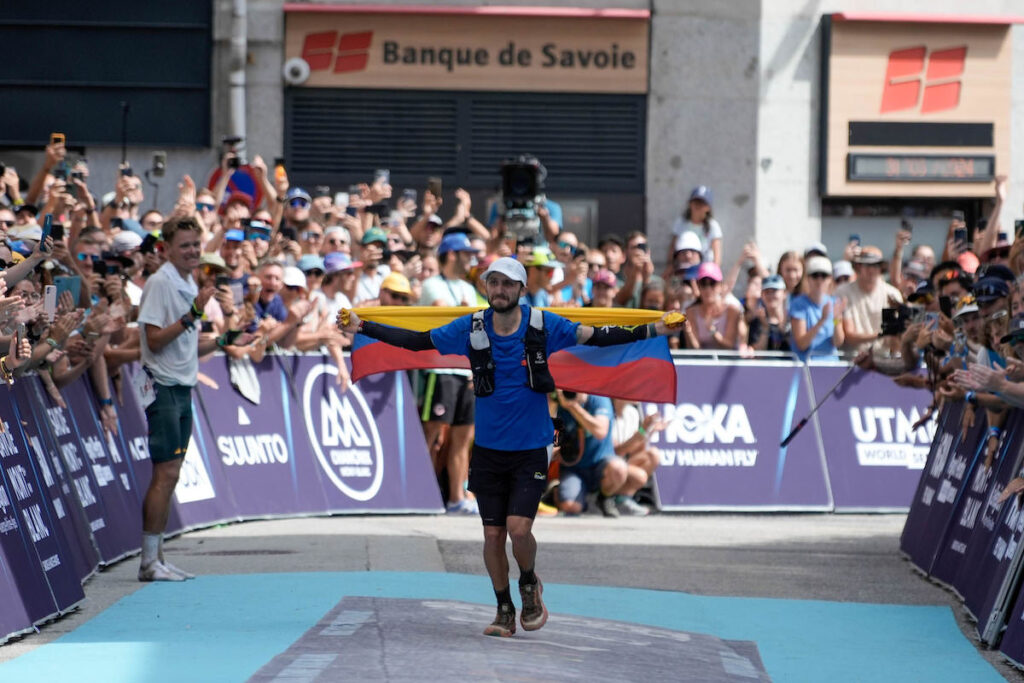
[301,31,373,74]
[880,45,966,114]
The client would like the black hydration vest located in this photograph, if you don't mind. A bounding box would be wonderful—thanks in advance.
[467,308,555,397]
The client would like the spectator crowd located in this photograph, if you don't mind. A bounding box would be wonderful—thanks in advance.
[0,137,1018,517]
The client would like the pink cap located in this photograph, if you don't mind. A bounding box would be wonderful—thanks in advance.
[591,269,618,288]
[695,262,723,282]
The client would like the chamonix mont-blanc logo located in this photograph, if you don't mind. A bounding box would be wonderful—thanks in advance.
[302,364,384,502]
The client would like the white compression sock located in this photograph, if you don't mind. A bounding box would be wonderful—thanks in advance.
[141,533,161,567]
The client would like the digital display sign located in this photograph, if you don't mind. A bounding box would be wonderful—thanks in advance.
[847,154,995,182]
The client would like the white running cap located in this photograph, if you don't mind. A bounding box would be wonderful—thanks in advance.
[482,256,528,286]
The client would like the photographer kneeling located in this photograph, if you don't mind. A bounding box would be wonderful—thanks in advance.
[553,391,650,518]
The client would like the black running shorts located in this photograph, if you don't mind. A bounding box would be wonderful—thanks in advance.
[468,444,550,526]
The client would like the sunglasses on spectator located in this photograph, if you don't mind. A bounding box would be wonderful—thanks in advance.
[197,202,216,212]
[387,293,411,303]
[697,278,717,287]
[304,268,324,277]
[835,276,851,284]
[630,242,648,251]
[77,253,102,262]
[301,230,322,241]
[0,220,13,228]
[288,198,310,209]
[808,272,831,280]
[990,248,1011,259]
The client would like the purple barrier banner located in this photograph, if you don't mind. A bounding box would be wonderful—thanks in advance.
[647,362,831,510]
[16,380,99,583]
[0,397,77,623]
[999,569,1024,667]
[808,365,933,510]
[932,412,1024,591]
[899,404,960,567]
[956,416,1024,642]
[0,545,31,642]
[35,383,127,563]
[293,358,441,513]
[192,356,326,519]
[903,406,988,575]
[60,380,141,563]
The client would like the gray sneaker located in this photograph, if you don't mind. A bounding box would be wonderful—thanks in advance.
[162,560,196,580]
[616,496,650,517]
[138,561,185,582]
[597,494,620,518]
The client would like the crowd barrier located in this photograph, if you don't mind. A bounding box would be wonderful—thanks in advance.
[0,353,440,643]
[899,402,1024,668]
[0,351,933,643]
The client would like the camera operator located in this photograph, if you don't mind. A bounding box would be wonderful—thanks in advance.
[554,391,647,518]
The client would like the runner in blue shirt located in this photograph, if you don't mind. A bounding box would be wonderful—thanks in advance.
[340,257,682,638]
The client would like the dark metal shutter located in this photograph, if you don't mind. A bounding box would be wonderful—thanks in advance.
[285,88,645,194]
[0,0,212,148]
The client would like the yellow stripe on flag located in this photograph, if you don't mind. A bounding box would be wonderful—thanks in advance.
[352,306,664,332]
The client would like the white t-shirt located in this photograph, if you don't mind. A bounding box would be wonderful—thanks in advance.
[419,274,476,377]
[612,402,642,447]
[835,280,904,350]
[312,289,353,326]
[354,265,391,304]
[671,216,723,264]
[138,262,199,386]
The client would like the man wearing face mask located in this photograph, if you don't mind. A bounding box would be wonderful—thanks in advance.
[419,231,480,514]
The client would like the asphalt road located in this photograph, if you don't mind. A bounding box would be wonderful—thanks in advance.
[0,513,1018,680]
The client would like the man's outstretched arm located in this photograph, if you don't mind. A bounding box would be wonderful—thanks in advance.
[338,310,435,351]
[576,312,685,346]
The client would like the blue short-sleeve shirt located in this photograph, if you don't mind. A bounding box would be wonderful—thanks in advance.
[430,305,580,451]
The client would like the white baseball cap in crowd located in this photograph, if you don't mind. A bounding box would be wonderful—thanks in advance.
[673,230,703,254]
[482,256,528,286]
[282,266,308,290]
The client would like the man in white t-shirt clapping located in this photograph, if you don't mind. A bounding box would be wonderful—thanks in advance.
[136,216,219,582]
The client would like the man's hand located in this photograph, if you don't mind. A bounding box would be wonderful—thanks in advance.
[195,284,216,313]
[337,309,360,333]
[654,311,686,335]
[250,155,268,181]
[2,167,21,202]
[100,403,118,436]
[995,174,1008,204]
[6,331,31,370]
[44,140,66,171]
[555,389,583,410]
[641,411,667,436]
[894,228,912,251]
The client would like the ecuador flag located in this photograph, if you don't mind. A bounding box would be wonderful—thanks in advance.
[349,307,677,404]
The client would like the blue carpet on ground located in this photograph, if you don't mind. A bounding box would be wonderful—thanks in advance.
[0,571,1003,683]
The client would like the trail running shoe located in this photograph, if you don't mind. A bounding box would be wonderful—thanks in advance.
[519,578,548,631]
[483,603,516,637]
[138,561,185,582]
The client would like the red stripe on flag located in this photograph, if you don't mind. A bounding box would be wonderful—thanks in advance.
[550,352,677,404]
[349,344,468,383]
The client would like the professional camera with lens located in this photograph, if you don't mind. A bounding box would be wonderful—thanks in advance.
[499,154,546,241]
[871,306,915,375]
